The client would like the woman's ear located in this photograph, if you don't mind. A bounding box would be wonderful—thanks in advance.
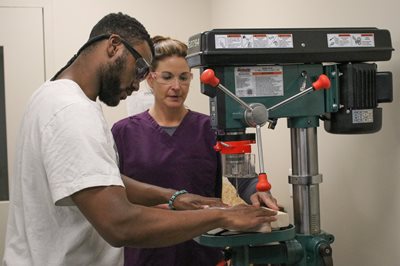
[146,74,154,89]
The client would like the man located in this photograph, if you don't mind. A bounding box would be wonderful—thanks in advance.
[2,13,277,266]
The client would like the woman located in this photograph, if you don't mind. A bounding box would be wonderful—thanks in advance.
[112,36,278,266]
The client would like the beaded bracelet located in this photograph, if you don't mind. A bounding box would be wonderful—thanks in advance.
[168,190,188,210]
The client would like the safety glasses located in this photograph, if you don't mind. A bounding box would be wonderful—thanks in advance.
[119,38,151,82]
[150,71,193,87]
[74,34,150,82]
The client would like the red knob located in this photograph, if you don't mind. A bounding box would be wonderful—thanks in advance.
[200,69,220,87]
[256,173,271,192]
[213,143,222,152]
[312,74,331,90]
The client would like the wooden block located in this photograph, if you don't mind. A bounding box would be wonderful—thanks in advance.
[268,208,290,230]
[253,208,289,233]
[206,206,290,234]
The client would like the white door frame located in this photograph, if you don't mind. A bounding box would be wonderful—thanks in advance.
[0,0,53,79]
[0,0,53,259]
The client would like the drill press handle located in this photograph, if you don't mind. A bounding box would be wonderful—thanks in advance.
[201,69,254,111]
[200,69,331,193]
[312,74,331,90]
[201,69,331,114]
[201,69,272,192]
[266,74,331,112]
[200,68,220,87]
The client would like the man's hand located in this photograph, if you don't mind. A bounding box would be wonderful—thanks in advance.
[250,191,279,210]
[173,193,228,210]
[221,204,277,232]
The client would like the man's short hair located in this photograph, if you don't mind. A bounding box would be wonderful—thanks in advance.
[90,12,154,55]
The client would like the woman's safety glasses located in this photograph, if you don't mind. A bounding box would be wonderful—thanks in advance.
[150,71,193,87]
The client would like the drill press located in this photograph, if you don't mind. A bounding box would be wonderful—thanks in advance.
[187,28,393,266]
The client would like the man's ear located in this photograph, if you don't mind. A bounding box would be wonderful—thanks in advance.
[107,35,122,57]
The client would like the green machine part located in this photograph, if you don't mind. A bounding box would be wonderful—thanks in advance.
[196,226,335,265]
[205,64,339,130]
[198,63,339,266]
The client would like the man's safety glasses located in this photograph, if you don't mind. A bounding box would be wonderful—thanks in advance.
[119,38,151,82]
[75,34,150,82]
[150,71,193,87]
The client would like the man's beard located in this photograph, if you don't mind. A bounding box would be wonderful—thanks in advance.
[98,55,126,107]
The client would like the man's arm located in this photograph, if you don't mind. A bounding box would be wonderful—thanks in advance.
[121,175,175,206]
[122,175,227,209]
[71,185,277,248]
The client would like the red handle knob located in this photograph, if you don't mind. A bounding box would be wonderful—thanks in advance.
[200,69,220,87]
[256,173,271,192]
[312,74,331,90]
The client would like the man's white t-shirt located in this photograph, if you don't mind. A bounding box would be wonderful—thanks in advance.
[3,80,124,266]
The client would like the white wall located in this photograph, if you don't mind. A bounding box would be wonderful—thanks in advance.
[1,0,399,265]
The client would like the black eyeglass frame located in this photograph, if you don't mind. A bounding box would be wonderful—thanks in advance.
[118,37,151,82]
[52,33,150,82]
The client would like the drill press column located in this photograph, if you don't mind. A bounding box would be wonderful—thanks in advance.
[290,127,321,235]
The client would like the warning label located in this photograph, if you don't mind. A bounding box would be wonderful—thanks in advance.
[352,109,374,123]
[215,34,293,49]
[234,66,284,97]
[327,33,375,48]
